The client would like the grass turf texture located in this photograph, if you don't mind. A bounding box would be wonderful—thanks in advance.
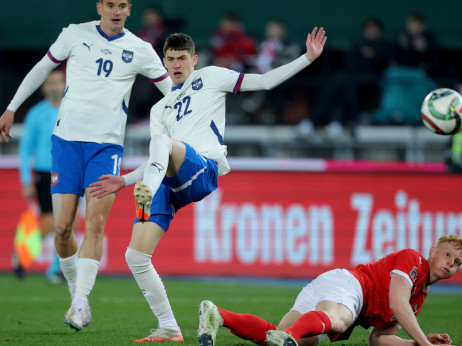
[1,274,461,345]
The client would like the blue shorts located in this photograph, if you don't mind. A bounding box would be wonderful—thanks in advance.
[134,142,218,231]
[51,135,124,196]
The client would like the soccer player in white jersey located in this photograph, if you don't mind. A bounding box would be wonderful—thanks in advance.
[0,0,172,332]
[89,28,326,342]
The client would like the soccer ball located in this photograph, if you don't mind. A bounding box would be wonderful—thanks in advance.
[421,88,462,135]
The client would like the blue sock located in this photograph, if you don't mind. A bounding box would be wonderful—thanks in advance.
[46,254,61,277]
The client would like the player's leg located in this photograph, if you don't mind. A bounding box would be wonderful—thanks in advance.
[132,144,217,342]
[74,189,114,280]
[63,190,114,331]
[35,171,55,237]
[54,138,123,331]
[53,192,88,330]
[314,300,353,333]
[34,171,63,283]
[266,285,323,346]
[270,301,352,345]
[135,135,185,221]
[198,300,276,346]
[79,189,115,260]
[276,310,319,346]
[51,135,81,300]
[51,136,87,330]
[65,143,123,331]
[198,300,224,346]
[53,192,80,276]
[126,221,184,343]
[267,269,361,345]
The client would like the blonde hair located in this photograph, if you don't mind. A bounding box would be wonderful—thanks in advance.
[435,234,462,249]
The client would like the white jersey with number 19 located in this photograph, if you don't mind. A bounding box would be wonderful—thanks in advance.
[49,21,170,146]
[149,66,244,176]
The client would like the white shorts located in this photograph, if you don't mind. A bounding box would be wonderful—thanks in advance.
[291,269,363,321]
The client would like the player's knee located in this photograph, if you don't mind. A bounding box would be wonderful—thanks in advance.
[324,313,349,334]
[125,248,152,274]
[125,247,137,266]
[54,221,73,240]
[85,214,105,236]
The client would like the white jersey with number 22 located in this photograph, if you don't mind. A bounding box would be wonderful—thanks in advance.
[150,66,244,176]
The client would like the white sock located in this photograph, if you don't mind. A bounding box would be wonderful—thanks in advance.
[74,258,100,302]
[143,133,172,195]
[125,247,179,331]
[59,252,78,298]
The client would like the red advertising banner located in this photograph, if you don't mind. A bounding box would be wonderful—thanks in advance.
[1,168,461,283]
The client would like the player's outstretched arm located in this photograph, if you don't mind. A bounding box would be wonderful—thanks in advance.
[305,26,327,62]
[369,327,451,345]
[1,55,58,143]
[0,110,14,142]
[388,274,432,346]
[89,161,148,198]
[240,26,326,92]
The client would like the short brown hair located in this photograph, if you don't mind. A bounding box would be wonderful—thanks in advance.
[163,33,195,56]
[435,234,462,249]
[99,0,131,3]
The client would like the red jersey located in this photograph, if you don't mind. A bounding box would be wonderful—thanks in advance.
[350,249,429,328]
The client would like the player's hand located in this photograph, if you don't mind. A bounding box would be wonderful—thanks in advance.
[0,109,15,143]
[305,27,327,62]
[22,184,36,201]
[89,174,125,198]
[427,333,452,345]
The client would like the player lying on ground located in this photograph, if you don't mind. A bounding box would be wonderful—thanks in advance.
[198,234,461,346]
[89,28,326,342]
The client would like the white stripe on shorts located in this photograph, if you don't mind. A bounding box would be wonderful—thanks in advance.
[170,167,207,192]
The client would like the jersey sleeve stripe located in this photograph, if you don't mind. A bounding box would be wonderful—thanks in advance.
[150,72,170,83]
[47,50,64,64]
[391,269,413,287]
[122,100,128,115]
[232,73,245,94]
[210,120,224,145]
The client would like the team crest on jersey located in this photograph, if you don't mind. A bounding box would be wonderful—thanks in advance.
[122,50,134,63]
[192,78,203,90]
[51,173,59,186]
[409,266,418,283]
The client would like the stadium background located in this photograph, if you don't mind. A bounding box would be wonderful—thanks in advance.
[1,0,462,285]
[3,0,462,121]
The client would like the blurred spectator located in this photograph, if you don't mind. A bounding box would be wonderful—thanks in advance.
[255,21,300,73]
[137,6,167,56]
[347,18,392,121]
[373,13,438,125]
[393,12,439,76]
[209,11,256,72]
[251,21,301,124]
[299,18,392,134]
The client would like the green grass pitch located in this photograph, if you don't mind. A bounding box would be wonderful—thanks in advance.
[1,274,461,345]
